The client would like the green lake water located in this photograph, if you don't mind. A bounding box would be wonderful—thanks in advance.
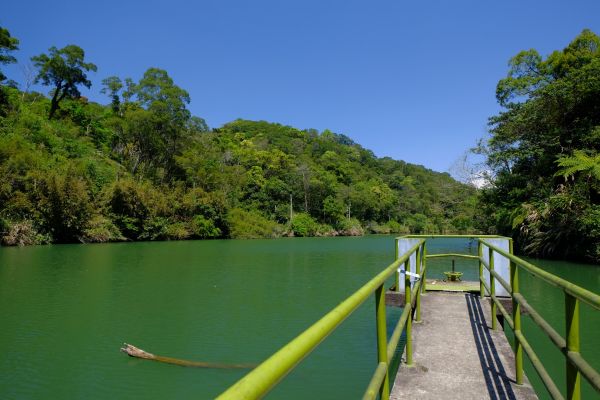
[0,236,598,399]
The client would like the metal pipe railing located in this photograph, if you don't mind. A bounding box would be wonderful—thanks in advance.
[404,257,413,367]
[479,239,600,400]
[515,330,564,400]
[422,242,427,292]
[404,234,504,239]
[415,246,422,321]
[480,257,512,293]
[374,282,390,399]
[217,240,424,400]
[217,235,598,399]
[480,240,600,310]
[426,253,479,259]
[362,362,388,400]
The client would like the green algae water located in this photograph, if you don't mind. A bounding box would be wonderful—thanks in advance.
[0,237,396,399]
[0,237,598,399]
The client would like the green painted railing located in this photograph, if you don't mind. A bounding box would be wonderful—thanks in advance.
[479,239,600,400]
[216,234,599,399]
[216,239,426,400]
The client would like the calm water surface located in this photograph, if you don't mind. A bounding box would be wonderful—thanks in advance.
[0,237,598,399]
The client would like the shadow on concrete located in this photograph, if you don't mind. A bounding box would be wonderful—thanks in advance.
[465,293,517,400]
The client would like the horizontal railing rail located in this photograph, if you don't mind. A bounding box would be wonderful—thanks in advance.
[403,234,506,239]
[216,239,425,400]
[426,253,479,260]
[480,241,600,310]
[479,239,600,400]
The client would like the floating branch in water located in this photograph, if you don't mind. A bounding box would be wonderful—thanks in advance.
[120,343,256,369]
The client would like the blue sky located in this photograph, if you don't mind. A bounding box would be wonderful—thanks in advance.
[2,0,600,173]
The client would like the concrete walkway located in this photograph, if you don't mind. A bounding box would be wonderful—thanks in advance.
[390,292,538,400]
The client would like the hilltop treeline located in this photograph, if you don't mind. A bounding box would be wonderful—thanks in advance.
[478,29,600,262]
[0,26,477,245]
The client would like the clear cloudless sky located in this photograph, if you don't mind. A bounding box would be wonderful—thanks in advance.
[2,0,600,173]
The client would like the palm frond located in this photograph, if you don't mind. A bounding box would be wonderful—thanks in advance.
[555,150,600,180]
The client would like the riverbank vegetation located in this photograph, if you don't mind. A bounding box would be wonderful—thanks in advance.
[0,26,478,245]
[478,29,600,262]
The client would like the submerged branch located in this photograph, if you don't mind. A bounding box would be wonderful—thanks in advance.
[120,343,256,369]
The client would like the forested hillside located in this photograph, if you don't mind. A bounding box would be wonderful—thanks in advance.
[0,27,477,245]
[478,29,600,262]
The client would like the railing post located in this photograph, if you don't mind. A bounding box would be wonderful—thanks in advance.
[415,245,422,322]
[509,239,523,384]
[404,258,413,366]
[375,284,390,399]
[395,238,400,292]
[489,247,497,330]
[478,241,484,298]
[565,293,581,400]
[422,241,427,293]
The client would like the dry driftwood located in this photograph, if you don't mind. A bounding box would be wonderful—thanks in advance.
[120,343,256,369]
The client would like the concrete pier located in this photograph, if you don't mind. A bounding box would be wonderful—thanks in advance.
[390,292,538,400]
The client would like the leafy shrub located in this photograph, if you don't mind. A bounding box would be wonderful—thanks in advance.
[37,172,92,242]
[179,188,227,231]
[227,208,282,239]
[315,223,337,236]
[140,216,169,240]
[579,206,600,260]
[2,191,36,220]
[165,222,190,240]
[337,218,364,236]
[451,216,472,233]
[406,213,431,234]
[125,216,191,241]
[81,215,124,243]
[1,220,49,246]
[0,217,7,235]
[385,220,409,234]
[322,195,345,224]
[108,178,150,239]
[291,213,319,237]
[365,221,390,234]
[190,215,221,239]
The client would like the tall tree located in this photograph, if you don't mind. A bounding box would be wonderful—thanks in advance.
[31,45,97,119]
[135,68,192,171]
[122,77,137,104]
[135,67,191,123]
[0,26,19,83]
[101,76,123,113]
[0,26,19,111]
[478,29,600,261]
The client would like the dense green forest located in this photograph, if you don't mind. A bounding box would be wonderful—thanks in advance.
[0,27,478,245]
[478,29,600,262]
